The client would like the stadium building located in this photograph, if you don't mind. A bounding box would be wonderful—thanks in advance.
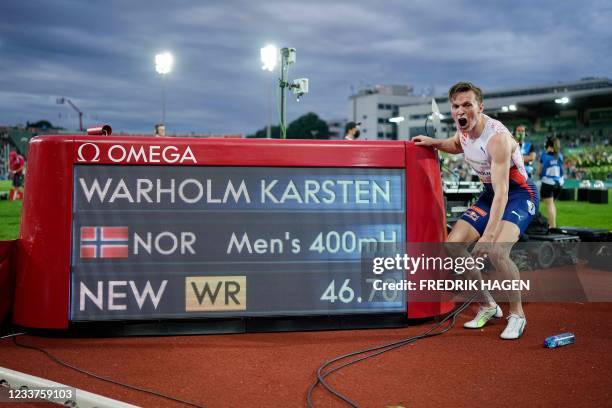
[396,77,612,142]
[347,84,429,140]
[347,78,612,143]
[325,118,347,139]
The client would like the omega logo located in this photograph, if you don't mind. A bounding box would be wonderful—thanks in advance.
[77,143,101,162]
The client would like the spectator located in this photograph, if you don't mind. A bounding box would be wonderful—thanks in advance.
[154,123,166,137]
[344,121,362,140]
[8,150,25,200]
[539,137,564,228]
[514,125,536,178]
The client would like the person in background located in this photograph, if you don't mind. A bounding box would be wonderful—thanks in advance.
[154,123,166,137]
[344,121,362,140]
[8,150,25,199]
[515,125,536,178]
[539,136,564,228]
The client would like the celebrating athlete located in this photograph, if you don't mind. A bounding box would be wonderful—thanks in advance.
[413,82,539,339]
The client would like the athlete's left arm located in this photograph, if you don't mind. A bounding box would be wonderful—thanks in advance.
[480,133,512,241]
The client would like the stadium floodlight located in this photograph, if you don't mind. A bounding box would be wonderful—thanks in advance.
[388,116,405,123]
[154,52,174,127]
[501,106,509,112]
[555,96,570,104]
[279,47,300,138]
[260,45,278,72]
[155,52,174,75]
[261,45,278,138]
[509,104,517,111]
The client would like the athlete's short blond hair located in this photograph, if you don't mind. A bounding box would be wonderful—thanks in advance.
[448,82,484,104]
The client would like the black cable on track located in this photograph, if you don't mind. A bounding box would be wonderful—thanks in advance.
[307,294,476,407]
[11,335,206,408]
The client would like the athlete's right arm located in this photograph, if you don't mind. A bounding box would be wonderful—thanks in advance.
[412,133,463,154]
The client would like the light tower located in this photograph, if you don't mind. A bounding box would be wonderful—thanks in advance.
[155,52,174,126]
[260,45,278,138]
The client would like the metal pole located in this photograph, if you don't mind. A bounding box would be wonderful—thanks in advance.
[63,98,84,131]
[266,75,272,138]
[161,74,166,125]
[280,48,288,139]
[350,85,357,122]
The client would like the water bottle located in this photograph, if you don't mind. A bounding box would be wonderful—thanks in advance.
[544,332,575,348]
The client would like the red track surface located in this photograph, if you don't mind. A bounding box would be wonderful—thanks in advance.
[1,302,611,408]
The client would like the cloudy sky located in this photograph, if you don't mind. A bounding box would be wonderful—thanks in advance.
[1,0,610,135]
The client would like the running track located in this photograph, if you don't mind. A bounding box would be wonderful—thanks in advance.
[1,302,611,407]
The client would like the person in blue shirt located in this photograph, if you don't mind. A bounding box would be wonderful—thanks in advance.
[539,136,564,228]
[515,125,536,178]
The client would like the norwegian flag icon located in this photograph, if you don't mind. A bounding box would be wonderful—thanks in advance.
[80,226,129,259]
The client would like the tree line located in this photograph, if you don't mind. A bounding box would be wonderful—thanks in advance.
[248,112,330,139]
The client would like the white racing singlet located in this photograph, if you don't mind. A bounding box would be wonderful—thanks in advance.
[458,114,529,187]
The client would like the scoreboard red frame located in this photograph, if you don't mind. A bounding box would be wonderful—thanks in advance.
[13,136,452,329]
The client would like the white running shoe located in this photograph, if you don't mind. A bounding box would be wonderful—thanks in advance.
[463,304,503,329]
[500,314,526,340]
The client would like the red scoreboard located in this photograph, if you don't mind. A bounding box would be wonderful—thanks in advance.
[13,136,452,330]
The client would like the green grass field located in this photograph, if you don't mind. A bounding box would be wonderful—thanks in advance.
[0,182,610,240]
[544,191,612,230]
[0,200,22,240]
[0,180,21,239]
[0,180,22,240]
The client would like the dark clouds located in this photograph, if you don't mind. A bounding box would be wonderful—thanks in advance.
[0,0,610,134]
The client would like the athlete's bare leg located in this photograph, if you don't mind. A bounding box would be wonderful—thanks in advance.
[447,220,496,306]
[542,197,556,228]
[488,221,523,316]
[447,219,480,243]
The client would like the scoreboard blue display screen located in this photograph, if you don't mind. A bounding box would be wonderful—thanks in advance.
[70,166,406,321]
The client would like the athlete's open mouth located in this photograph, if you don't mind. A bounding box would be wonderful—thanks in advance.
[458,118,468,127]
